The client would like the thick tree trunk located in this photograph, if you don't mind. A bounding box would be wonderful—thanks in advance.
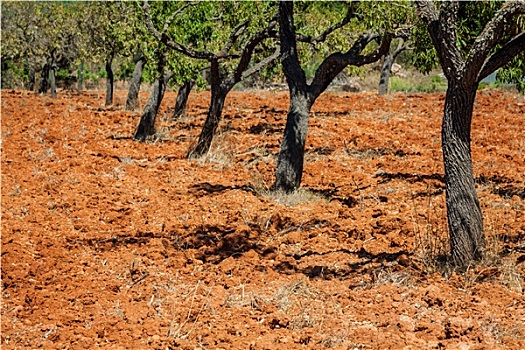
[274,92,312,192]
[442,83,485,267]
[188,85,227,158]
[125,55,145,111]
[105,57,114,106]
[173,78,195,119]
[133,71,174,141]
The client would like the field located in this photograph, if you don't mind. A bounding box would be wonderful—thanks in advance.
[2,88,525,349]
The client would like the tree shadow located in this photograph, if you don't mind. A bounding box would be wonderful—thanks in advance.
[274,248,413,280]
[476,174,525,199]
[190,182,259,196]
[375,171,445,184]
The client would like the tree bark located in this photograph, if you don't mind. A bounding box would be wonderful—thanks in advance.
[442,82,485,267]
[133,71,174,142]
[125,54,145,111]
[274,91,313,191]
[415,0,525,269]
[105,56,114,106]
[188,61,226,158]
[49,62,57,98]
[378,38,406,96]
[273,1,392,192]
[38,63,50,94]
[173,78,195,119]
[77,61,84,90]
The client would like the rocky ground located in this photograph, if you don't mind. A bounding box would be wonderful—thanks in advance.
[2,88,524,349]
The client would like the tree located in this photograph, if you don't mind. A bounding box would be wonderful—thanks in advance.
[415,0,525,268]
[142,1,280,157]
[81,2,136,105]
[133,52,174,141]
[1,2,84,95]
[273,1,394,192]
[378,37,410,95]
[125,47,147,111]
[172,78,195,119]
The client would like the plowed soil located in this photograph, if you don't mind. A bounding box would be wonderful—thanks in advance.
[2,88,525,349]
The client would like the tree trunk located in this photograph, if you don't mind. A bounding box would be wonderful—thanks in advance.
[105,57,114,106]
[274,92,312,192]
[125,55,145,111]
[378,53,395,96]
[49,63,57,98]
[28,69,35,91]
[378,38,406,96]
[133,71,174,141]
[173,78,195,119]
[38,63,50,94]
[187,85,227,158]
[77,61,84,90]
[442,82,485,267]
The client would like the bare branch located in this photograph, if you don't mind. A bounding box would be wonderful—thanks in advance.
[478,32,525,82]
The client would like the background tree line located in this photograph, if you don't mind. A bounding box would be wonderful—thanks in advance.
[1,0,524,270]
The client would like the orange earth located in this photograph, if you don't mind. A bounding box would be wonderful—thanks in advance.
[1,87,524,349]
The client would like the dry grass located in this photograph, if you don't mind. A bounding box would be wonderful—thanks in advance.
[194,132,235,169]
[263,188,328,207]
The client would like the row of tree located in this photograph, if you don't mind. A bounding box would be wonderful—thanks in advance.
[2,1,524,269]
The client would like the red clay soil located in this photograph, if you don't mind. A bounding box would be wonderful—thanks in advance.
[1,88,524,349]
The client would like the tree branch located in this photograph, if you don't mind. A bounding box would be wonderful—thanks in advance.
[466,1,525,79]
[142,1,214,60]
[296,3,355,45]
[415,0,463,80]
[279,1,308,93]
[221,20,249,55]
[478,32,525,82]
[309,31,393,98]
[241,46,281,81]
[162,2,192,35]
[228,19,278,88]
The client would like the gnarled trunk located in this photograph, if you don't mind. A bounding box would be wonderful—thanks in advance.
[125,55,145,111]
[188,85,227,158]
[105,57,114,106]
[274,92,312,192]
[442,82,485,267]
[133,71,174,141]
[173,78,195,119]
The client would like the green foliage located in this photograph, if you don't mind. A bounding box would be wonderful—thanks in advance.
[412,1,525,92]
[1,1,85,87]
[410,23,438,74]
[496,55,525,93]
[116,59,135,81]
[388,74,448,93]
